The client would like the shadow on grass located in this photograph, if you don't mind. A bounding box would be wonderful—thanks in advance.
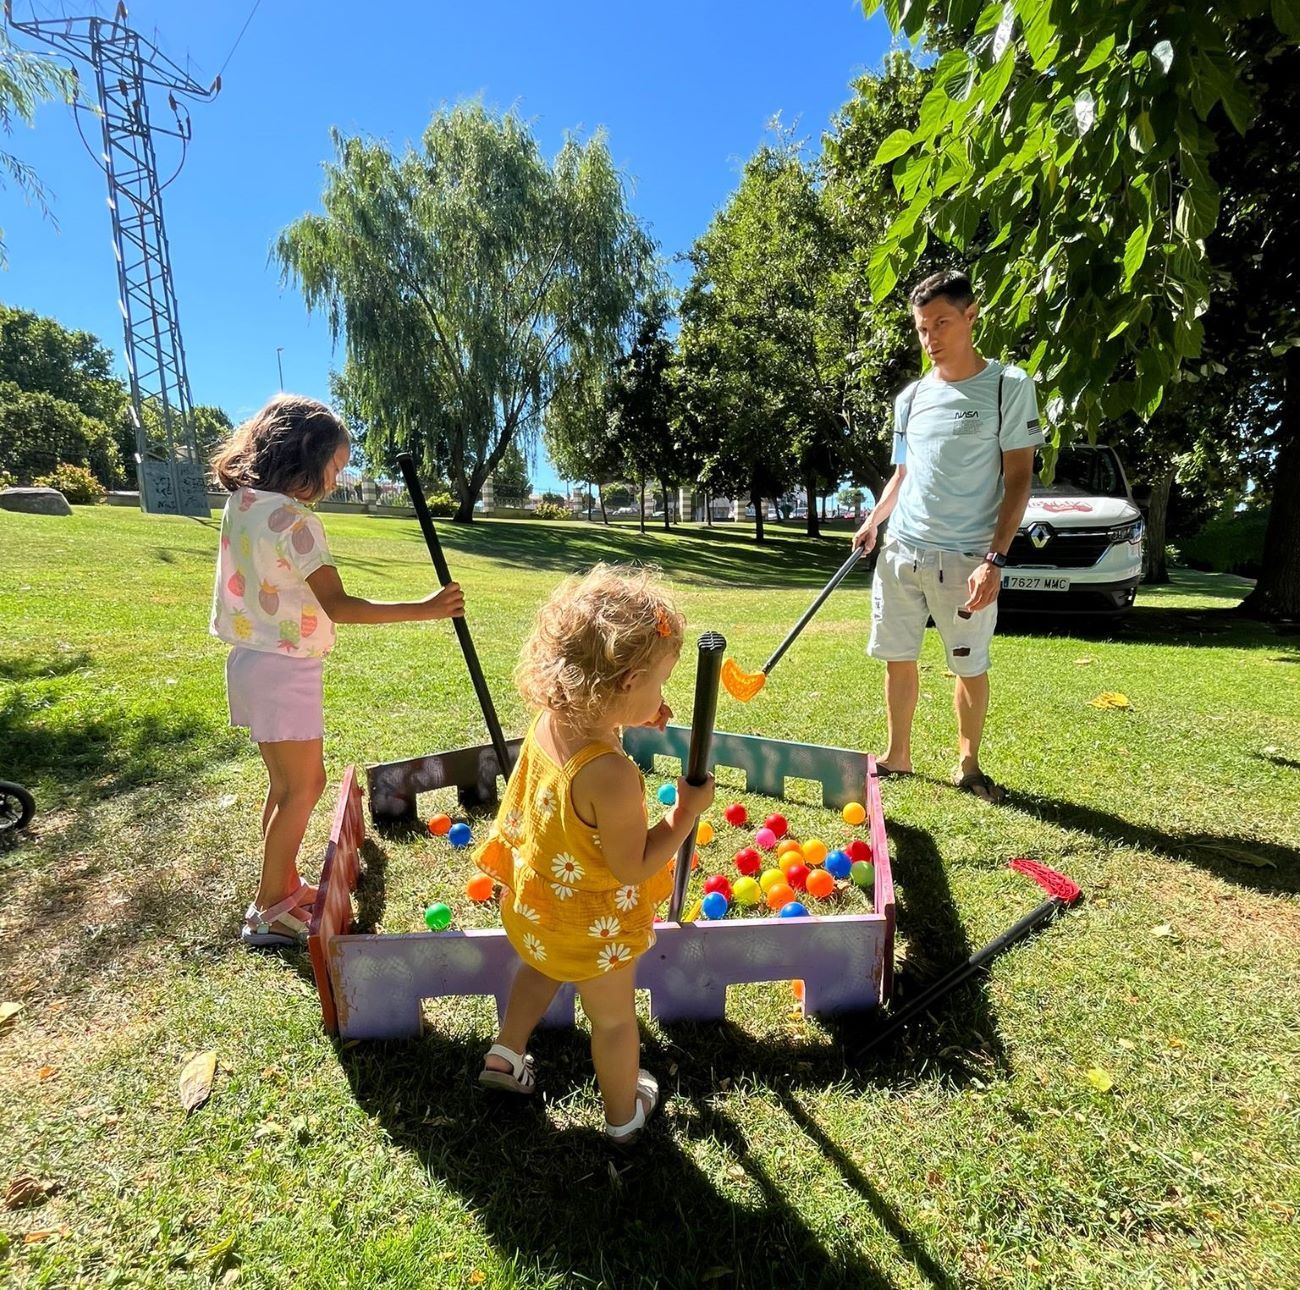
[410,519,861,590]
[1009,790,1300,897]
[0,649,92,684]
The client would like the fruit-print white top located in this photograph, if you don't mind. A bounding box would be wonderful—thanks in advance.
[209,488,337,659]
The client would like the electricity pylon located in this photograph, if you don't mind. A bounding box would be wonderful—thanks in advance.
[6,1,219,515]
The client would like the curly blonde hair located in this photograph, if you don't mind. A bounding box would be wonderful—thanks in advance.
[515,564,685,724]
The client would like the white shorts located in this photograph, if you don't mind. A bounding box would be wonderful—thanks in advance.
[867,538,997,677]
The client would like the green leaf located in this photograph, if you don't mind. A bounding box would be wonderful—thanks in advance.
[1079,34,1116,73]
[1085,1067,1115,1093]
[874,128,917,167]
[1128,111,1155,154]
[868,242,899,303]
[901,0,928,39]
[1020,0,1056,67]
[1273,0,1300,38]
[1123,222,1149,291]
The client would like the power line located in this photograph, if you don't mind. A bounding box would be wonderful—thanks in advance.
[215,0,261,83]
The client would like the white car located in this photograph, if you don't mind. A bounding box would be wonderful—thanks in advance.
[999,444,1145,615]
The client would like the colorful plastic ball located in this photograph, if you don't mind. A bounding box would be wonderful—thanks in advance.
[696,820,715,846]
[701,891,730,920]
[806,868,836,900]
[825,849,852,880]
[465,874,495,902]
[842,801,867,826]
[691,850,701,870]
[785,862,810,892]
[846,838,872,864]
[758,868,786,894]
[734,847,762,877]
[423,903,452,931]
[779,901,809,918]
[790,979,805,1001]
[766,881,795,911]
[801,837,828,866]
[703,874,733,899]
[764,813,789,839]
[427,813,452,837]
[851,860,875,888]
[724,802,748,827]
[733,876,761,906]
[777,838,803,859]
[657,783,678,806]
[448,822,473,848]
[754,826,777,850]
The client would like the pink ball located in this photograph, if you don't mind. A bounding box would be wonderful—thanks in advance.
[755,827,777,850]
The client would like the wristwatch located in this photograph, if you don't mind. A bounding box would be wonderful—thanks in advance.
[983,550,1008,567]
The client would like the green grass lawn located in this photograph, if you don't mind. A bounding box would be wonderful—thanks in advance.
[1,507,1297,1290]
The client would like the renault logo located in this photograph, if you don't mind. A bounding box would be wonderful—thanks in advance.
[1028,523,1052,549]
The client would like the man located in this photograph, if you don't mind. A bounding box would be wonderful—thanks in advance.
[852,270,1042,803]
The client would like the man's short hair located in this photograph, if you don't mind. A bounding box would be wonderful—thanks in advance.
[909,269,975,310]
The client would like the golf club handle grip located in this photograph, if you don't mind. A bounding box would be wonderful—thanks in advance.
[396,453,454,587]
[684,632,726,784]
[762,547,864,673]
[859,899,1063,1055]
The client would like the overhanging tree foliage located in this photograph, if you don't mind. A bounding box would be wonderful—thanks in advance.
[277,103,653,522]
[864,0,1300,616]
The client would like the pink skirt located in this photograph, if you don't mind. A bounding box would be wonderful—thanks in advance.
[226,646,324,744]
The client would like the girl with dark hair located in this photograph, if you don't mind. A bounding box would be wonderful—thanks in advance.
[210,394,465,947]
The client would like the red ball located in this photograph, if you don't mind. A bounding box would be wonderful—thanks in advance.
[846,839,872,864]
[703,874,733,899]
[734,847,762,876]
[723,802,748,827]
[764,813,789,839]
[785,862,810,891]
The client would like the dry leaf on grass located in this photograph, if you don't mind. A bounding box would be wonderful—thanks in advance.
[1152,924,1174,938]
[179,1051,217,1113]
[1090,691,1131,710]
[0,1001,23,1030]
[1085,1067,1115,1092]
[5,1175,59,1210]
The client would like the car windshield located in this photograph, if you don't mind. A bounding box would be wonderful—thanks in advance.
[1033,446,1127,499]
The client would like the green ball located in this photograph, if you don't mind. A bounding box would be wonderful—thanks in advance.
[850,860,874,889]
[423,902,452,931]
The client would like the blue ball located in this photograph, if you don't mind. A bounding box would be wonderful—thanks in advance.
[448,822,472,848]
[657,783,678,806]
[779,901,809,918]
[825,850,852,879]
[701,891,729,920]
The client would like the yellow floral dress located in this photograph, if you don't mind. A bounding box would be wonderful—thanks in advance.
[475,722,674,983]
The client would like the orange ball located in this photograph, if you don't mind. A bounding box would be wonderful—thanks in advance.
[691,850,701,870]
[696,821,715,846]
[802,838,828,866]
[465,874,495,902]
[806,868,835,900]
[766,881,795,911]
[777,838,803,859]
[779,853,802,878]
[428,813,452,836]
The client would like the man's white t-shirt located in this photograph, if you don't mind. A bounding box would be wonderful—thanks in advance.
[889,359,1043,553]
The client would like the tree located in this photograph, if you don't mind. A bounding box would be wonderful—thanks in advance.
[493,442,532,507]
[544,366,624,523]
[0,382,122,485]
[607,296,682,534]
[863,0,1300,617]
[0,305,125,425]
[0,33,73,264]
[277,103,653,522]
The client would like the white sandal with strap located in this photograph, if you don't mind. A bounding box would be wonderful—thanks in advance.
[605,1069,659,1145]
[241,889,312,948]
[478,1043,537,1095]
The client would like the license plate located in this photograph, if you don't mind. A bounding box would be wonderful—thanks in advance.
[1002,573,1070,592]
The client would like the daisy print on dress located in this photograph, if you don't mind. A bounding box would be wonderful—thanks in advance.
[597,943,634,972]
[515,904,541,924]
[501,807,524,841]
[534,785,557,822]
[588,916,621,940]
[549,882,575,901]
[613,885,639,912]
[522,932,547,962]
[550,852,584,884]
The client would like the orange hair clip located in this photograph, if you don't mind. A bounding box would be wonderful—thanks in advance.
[655,606,672,637]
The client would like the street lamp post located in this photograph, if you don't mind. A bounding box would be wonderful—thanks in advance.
[276,347,285,390]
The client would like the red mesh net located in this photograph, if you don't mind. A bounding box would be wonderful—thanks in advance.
[1008,857,1082,905]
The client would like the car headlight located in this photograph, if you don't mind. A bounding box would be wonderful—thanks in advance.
[1108,519,1145,544]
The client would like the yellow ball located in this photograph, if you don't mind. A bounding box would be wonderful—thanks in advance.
[758,868,785,894]
[842,801,867,826]
[802,837,828,866]
[733,876,761,906]
[696,821,715,846]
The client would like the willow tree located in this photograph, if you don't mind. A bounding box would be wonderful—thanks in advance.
[277,103,652,521]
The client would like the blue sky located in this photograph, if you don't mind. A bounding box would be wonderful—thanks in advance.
[4,1,893,491]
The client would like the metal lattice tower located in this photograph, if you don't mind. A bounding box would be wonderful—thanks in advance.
[6,2,218,515]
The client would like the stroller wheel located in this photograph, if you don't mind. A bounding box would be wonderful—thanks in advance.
[0,780,36,833]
